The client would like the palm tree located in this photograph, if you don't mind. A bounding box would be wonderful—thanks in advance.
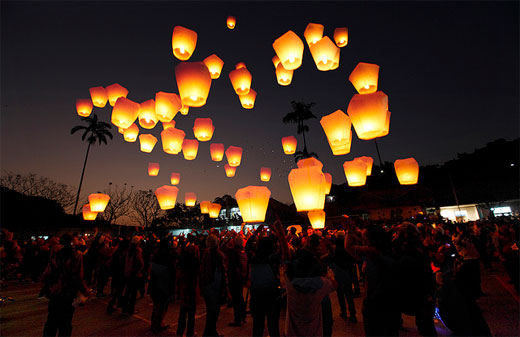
[282,101,319,162]
[70,114,113,215]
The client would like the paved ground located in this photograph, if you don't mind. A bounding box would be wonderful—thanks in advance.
[1,263,518,337]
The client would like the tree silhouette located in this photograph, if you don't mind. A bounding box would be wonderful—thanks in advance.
[282,101,319,162]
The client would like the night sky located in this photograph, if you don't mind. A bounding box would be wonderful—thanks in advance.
[1,1,518,208]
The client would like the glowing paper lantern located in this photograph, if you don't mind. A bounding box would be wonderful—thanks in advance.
[229,67,252,96]
[106,83,129,107]
[330,48,340,70]
[82,204,98,221]
[88,193,110,212]
[200,201,211,214]
[193,118,215,141]
[272,30,304,70]
[139,134,158,153]
[324,173,332,194]
[170,172,180,185]
[161,127,185,154]
[175,62,212,107]
[227,16,236,29]
[288,166,327,212]
[111,97,140,129]
[281,136,297,154]
[349,62,380,95]
[209,203,222,218]
[162,120,176,130]
[334,27,348,47]
[304,23,324,46]
[138,99,158,129]
[235,62,247,70]
[343,160,367,187]
[238,89,257,109]
[355,156,374,176]
[275,64,294,86]
[148,162,160,176]
[89,87,108,108]
[235,186,271,223]
[309,37,340,71]
[225,164,236,177]
[210,143,224,161]
[155,92,181,123]
[155,185,179,210]
[308,210,326,229]
[320,109,352,155]
[171,26,197,61]
[225,146,243,167]
[180,105,189,115]
[203,54,224,79]
[182,139,199,160]
[394,158,419,185]
[272,56,281,68]
[260,167,272,182]
[76,99,93,117]
[347,91,389,140]
[185,192,197,206]
[123,123,139,142]
[297,157,323,170]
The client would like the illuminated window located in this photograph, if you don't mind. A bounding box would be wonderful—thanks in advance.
[454,210,467,217]
[493,206,512,216]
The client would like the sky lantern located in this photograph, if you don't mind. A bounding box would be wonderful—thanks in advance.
[148,162,160,176]
[281,136,297,154]
[355,156,374,176]
[123,123,139,142]
[89,86,108,108]
[200,200,211,214]
[334,27,348,47]
[203,54,224,79]
[260,167,272,182]
[235,186,271,223]
[88,193,110,212]
[272,56,281,68]
[347,91,389,140]
[76,99,93,117]
[320,109,352,155]
[238,89,257,109]
[155,92,181,122]
[106,83,129,107]
[349,62,380,95]
[182,139,199,160]
[162,120,176,130]
[171,26,197,61]
[324,173,332,194]
[210,143,225,161]
[229,67,252,96]
[308,210,326,229]
[180,105,189,115]
[82,204,98,221]
[309,36,340,71]
[272,30,304,70]
[304,23,324,46]
[185,192,197,206]
[225,146,243,167]
[111,97,140,129]
[330,142,352,156]
[209,203,222,218]
[225,164,237,177]
[394,158,419,185]
[155,185,179,210]
[193,118,215,141]
[297,157,323,170]
[138,99,158,129]
[170,172,180,185]
[343,159,368,187]
[227,16,236,29]
[139,134,158,153]
[288,166,327,212]
[235,62,247,70]
[175,62,212,107]
[275,64,294,86]
[161,127,185,154]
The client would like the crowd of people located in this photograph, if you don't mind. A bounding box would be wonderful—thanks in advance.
[0,216,518,337]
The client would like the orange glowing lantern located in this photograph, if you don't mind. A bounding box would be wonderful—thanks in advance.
[331,143,352,156]
[155,92,181,123]
[238,89,257,109]
[320,109,352,155]
[288,166,327,212]
[155,185,179,210]
[209,203,222,218]
[355,156,374,176]
[162,120,176,130]
[304,23,324,46]
[229,67,252,96]
[76,99,93,117]
[123,123,139,142]
[138,99,158,129]
[235,186,271,223]
[225,164,237,177]
[175,62,212,107]
[148,162,160,176]
[260,167,272,182]
[309,37,340,71]
[139,134,158,153]
[185,192,197,207]
[235,62,247,70]
[272,30,304,70]
[281,136,297,154]
[225,146,243,167]
[394,158,419,185]
[171,26,197,61]
[161,127,185,154]
[227,16,236,29]
[210,143,224,161]
[182,139,199,160]
[82,204,98,221]
[347,91,389,140]
[272,56,281,68]
[349,62,380,95]
[308,210,326,229]
[275,64,294,86]
[324,173,332,194]
[106,83,129,107]
[200,201,211,214]
[203,54,224,79]
[297,157,323,170]
[343,159,367,187]
[330,47,340,70]
[89,86,108,108]
[170,172,180,185]
[111,97,140,129]
[180,105,189,115]
[88,193,110,212]
[334,27,348,47]
[193,118,215,141]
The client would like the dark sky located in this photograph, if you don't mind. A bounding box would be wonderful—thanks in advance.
[1,1,518,207]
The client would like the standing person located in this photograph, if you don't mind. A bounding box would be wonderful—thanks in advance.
[121,236,144,315]
[222,234,248,327]
[452,224,482,300]
[107,238,128,314]
[329,233,357,322]
[41,234,90,337]
[177,234,200,337]
[95,235,113,297]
